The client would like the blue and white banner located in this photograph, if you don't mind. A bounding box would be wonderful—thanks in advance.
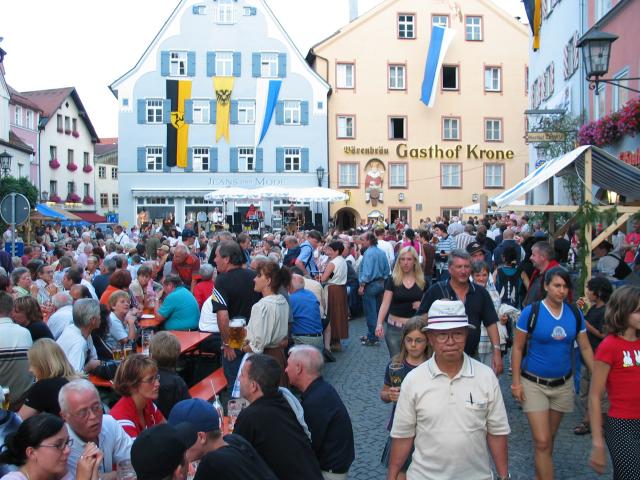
[254,79,282,146]
[420,26,455,107]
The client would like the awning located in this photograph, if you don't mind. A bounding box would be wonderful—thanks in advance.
[490,145,640,208]
[70,212,107,223]
[461,200,525,215]
[36,204,83,221]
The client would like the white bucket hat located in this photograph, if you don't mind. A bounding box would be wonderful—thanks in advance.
[423,300,474,331]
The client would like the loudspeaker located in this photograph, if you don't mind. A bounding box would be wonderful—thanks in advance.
[232,223,242,234]
[233,212,242,226]
[314,213,322,229]
[304,210,312,224]
[226,215,233,226]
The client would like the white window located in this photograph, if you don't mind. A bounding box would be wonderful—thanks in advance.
[50,180,57,195]
[595,84,606,119]
[390,164,407,188]
[443,118,460,140]
[243,6,253,16]
[465,16,482,41]
[84,183,90,198]
[484,67,501,92]
[612,68,629,112]
[215,52,233,76]
[389,117,406,140]
[83,152,90,168]
[260,53,278,78]
[57,115,63,131]
[596,0,612,20]
[67,182,76,196]
[98,166,106,179]
[398,14,415,39]
[485,119,502,141]
[284,101,301,125]
[100,194,109,208]
[442,65,458,90]
[284,147,301,172]
[389,65,406,90]
[146,99,163,123]
[50,146,57,161]
[192,100,210,124]
[170,51,188,76]
[193,148,210,171]
[26,110,34,129]
[111,167,118,180]
[146,147,163,172]
[14,106,22,126]
[441,164,461,188]
[238,100,255,124]
[484,164,504,188]
[239,147,255,172]
[441,207,460,219]
[338,164,358,187]
[112,194,119,208]
[192,4,206,15]
[337,116,355,138]
[216,0,236,24]
[336,63,354,89]
[432,15,448,28]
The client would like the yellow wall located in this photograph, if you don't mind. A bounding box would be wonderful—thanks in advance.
[311,0,529,226]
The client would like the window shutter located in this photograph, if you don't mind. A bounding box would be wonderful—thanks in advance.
[255,148,263,172]
[275,101,284,125]
[163,100,172,123]
[137,148,146,172]
[137,100,146,124]
[233,52,241,77]
[563,44,569,79]
[230,147,239,172]
[207,52,216,77]
[209,148,218,172]
[278,53,287,78]
[163,149,170,172]
[186,148,193,172]
[187,51,196,77]
[160,51,170,76]
[573,32,580,69]
[184,100,193,124]
[276,148,284,172]
[209,100,217,124]
[252,53,261,77]
[230,100,239,124]
[301,101,309,125]
[301,148,309,172]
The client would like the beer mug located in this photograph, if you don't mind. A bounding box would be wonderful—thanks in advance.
[228,318,247,350]
[141,330,153,356]
[1,387,9,411]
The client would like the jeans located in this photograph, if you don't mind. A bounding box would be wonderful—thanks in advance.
[363,280,384,341]
[384,324,402,358]
[222,349,243,388]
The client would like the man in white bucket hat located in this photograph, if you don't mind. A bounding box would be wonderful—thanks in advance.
[387,300,510,480]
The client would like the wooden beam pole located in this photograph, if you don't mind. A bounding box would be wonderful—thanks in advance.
[592,212,631,249]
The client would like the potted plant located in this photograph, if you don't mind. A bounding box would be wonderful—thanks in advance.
[67,162,78,172]
[83,164,93,173]
[72,130,80,138]
[67,193,81,203]
[49,194,62,203]
[82,195,94,205]
[49,158,60,169]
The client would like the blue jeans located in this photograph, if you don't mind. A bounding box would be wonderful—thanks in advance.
[222,349,243,388]
[363,280,384,341]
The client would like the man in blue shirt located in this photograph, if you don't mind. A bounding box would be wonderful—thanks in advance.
[296,231,321,278]
[289,274,324,350]
[157,274,200,331]
[358,232,390,345]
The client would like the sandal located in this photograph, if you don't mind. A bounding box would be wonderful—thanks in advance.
[573,421,591,435]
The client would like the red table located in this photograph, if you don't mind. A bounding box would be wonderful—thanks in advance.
[169,331,212,354]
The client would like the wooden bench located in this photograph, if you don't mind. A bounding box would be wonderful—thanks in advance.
[188,367,228,401]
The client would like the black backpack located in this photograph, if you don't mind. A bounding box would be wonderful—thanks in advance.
[522,300,582,359]
[283,245,301,267]
[607,253,632,280]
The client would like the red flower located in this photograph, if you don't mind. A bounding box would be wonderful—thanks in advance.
[49,194,62,203]
[578,97,640,147]
[82,196,95,205]
[67,162,78,172]
[67,193,81,203]
[72,131,80,138]
[49,159,60,169]
[82,164,93,173]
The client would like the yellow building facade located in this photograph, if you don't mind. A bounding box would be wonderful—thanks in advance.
[308,0,529,229]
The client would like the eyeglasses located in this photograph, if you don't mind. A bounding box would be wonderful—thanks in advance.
[432,331,466,344]
[69,404,103,419]
[140,374,161,384]
[39,438,74,451]
[404,337,427,345]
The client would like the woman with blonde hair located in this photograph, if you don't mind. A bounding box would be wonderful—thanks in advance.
[18,339,80,420]
[374,246,426,357]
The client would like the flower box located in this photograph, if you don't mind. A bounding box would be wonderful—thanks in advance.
[64,128,71,135]
[82,196,95,205]
[72,131,79,138]
[82,164,93,173]
[49,194,62,203]
[49,159,60,169]
[67,193,81,203]
[67,162,78,172]
[578,97,640,147]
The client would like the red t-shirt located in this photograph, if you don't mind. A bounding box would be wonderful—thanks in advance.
[624,232,640,263]
[171,254,200,286]
[594,334,640,419]
[193,279,214,309]
[110,396,165,437]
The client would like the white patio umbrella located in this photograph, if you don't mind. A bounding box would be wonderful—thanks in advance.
[204,187,258,201]
[287,187,349,203]
[251,186,291,199]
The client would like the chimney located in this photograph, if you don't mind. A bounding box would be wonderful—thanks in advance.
[349,0,358,22]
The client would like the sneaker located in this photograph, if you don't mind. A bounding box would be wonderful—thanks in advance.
[323,349,336,363]
[359,335,369,342]
[361,339,379,346]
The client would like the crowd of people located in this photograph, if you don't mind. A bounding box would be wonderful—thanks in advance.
[0,212,637,479]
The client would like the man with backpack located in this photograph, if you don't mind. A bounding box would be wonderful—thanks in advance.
[594,240,632,281]
[295,231,321,278]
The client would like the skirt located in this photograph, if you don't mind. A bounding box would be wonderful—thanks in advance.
[327,284,349,341]
[264,346,289,388]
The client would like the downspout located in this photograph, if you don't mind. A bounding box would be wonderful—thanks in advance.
[37,119,44,202]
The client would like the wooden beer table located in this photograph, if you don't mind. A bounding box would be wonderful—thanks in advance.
[88,374,113,388]
[169,330,212,354]
[139,314,162,329]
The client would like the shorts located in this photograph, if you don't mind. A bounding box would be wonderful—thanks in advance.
[521,375,574,413]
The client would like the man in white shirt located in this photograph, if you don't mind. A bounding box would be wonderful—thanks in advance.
[76,232,92,255]
[57,299,101,374]
[60,379,133,479]
[63,265,98,300]
[113,225,131,247]
[47,292,74,340]
[375,228,395,270]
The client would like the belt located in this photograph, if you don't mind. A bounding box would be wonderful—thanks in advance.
[387,315,409,328]
[294,333,323,337]
[522,370,572,387]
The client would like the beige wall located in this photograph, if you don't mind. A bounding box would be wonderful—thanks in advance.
[312,0,529,227]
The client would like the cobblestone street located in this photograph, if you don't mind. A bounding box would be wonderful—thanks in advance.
[323,317,612,480]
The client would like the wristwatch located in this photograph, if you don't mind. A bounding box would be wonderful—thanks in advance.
[492,344,501,351]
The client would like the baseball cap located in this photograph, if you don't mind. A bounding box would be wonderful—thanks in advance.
[168,398,220,432]
[423,300,473,331]
[159,245,170,253]
[181,228,196,239]
[466,241,484,255]
[131,423,197,480]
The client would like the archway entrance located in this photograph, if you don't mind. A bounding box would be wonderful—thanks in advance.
[334,207,360,231]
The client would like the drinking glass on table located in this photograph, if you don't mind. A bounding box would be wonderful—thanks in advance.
[227,399,246,432]
[117,459,137,479]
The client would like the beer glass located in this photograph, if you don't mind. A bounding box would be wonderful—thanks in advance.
[141,330,153,356]
[123,343,133,358]
[1,387,9,410]
[112,346,123,361]
[388,363,404,388]
[117,459,137,480]
[228,318,247,350]
[227,399,247,432]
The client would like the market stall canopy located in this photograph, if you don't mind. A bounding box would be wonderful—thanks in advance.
[70,212,107,223]
[36,204,82,221]
[461,200,525,215]
[287,187,349,202]
[490,145,640,209]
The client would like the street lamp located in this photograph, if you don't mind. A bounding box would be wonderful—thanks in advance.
[0,150,12,178]
[316,166,325,187]
[577,29,640,95]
